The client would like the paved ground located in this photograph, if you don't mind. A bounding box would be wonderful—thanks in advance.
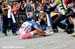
[0,29,75,49]
[0,20,75,49]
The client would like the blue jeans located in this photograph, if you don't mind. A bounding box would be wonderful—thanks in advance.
[0,14,2,32]
[40,25,46,30]
[8,18,16,33]
[0,22,2,32]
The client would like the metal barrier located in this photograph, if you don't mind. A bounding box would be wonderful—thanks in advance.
[17,12,27,28]
[18,12,27,22]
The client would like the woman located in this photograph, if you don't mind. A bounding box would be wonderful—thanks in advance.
[38,12,46,30]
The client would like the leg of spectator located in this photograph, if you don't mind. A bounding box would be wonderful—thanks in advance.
[8,18,17,35]
[2,16,8,36]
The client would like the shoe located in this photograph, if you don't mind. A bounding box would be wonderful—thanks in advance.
[45,30,54,35]
[13,33,17,36]
[53,29,58,33]
[4,33,8,36]
[49,31,54,35]
[71,32,75,37]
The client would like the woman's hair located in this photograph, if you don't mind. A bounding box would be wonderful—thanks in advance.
[50,0,55,3]
[39,12,46,18]
[28,12,33,16]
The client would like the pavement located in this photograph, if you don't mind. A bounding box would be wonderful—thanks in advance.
[0,29,75,49]
[0,20,75,49]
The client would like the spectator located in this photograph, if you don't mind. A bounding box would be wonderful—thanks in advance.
[44,1,53,32]
[38,12,46,30]
[22,0,26,8]
[2,0,9,36]
[19,1,26,22]
[12,2,18,16]
[49,0,59,32]
[50,0,75,35]
[2,0,17,36]
[35,1,40,21]
[12,2,19,21]
[25,0,33,16]
[0,0,2,32]
[12,2,19,29]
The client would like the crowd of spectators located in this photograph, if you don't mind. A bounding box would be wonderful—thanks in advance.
[0,0,75,36]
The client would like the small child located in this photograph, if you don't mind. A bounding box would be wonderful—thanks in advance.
[38,12,46,30]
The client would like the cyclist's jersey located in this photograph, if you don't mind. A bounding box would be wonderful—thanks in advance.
[19,21,32,35]
[18,21,35,39]
[18,21,37,35]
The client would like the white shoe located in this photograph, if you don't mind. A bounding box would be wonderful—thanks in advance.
[45,31,54,35]
[72,32,75,37]
[50,31,54,34]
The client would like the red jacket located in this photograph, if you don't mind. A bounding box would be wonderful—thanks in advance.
[12,4,18,15]
[63,0,75,7]
[73,0,75,2]
[63,0,68,7]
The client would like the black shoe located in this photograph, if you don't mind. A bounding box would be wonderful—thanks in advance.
[4,33,8,36]
[13,33,17,36]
